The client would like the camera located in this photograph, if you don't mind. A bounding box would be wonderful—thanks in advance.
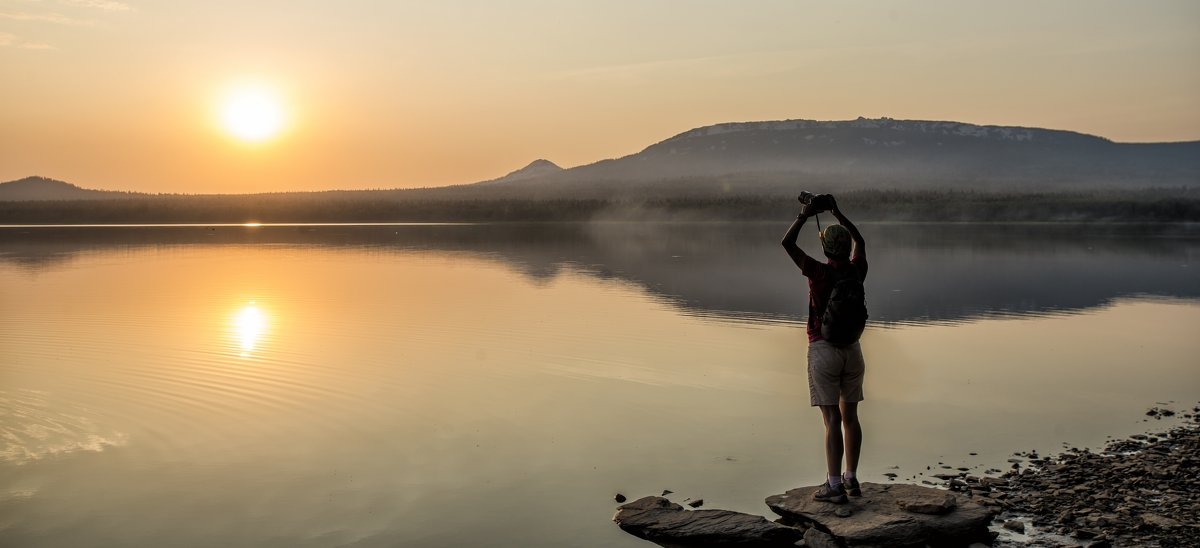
[798,192,833,212]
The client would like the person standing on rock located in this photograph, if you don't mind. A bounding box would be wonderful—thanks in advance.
[780,193,868,505]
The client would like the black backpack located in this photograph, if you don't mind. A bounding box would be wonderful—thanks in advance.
[820,265,868,347]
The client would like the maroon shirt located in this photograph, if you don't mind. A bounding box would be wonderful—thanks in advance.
[800,252,868,343]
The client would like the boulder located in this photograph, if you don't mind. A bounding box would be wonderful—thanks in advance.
[613,496,802,546]
[804,527,840,548]
[766,482,996,547]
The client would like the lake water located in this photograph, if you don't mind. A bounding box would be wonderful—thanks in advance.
[1,222,1198,547]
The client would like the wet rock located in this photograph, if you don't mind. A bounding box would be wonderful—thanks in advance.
[766,483,994,547]
[687,499,703,508]
[613,496,802,546]
[615,493,626,503]
[1146,407,1167,418]
[1002,519,1025,533]
[661,489,673,496]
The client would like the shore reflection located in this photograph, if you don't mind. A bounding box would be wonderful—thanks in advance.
[1,223,1195,325]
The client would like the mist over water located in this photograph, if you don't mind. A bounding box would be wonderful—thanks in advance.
[1,223,1197,547]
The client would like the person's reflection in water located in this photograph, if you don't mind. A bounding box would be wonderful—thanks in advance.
[781,194,869,504]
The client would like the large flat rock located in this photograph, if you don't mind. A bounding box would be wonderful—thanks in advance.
[613,496,802,546]
[765,483,996,547]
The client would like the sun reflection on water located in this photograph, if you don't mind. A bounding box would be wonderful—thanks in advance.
[234,302,266,357]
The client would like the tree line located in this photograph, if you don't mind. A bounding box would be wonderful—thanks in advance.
[0,188,1195,224]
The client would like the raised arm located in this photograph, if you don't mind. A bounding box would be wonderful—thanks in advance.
[830,196,866,259]
[781,206,815,269]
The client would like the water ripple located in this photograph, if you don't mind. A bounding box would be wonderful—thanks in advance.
[0,390,128,465]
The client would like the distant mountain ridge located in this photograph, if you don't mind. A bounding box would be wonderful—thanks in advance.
[463,117,1200,197]
[4,117,1198,201]
[663,118,1095,144]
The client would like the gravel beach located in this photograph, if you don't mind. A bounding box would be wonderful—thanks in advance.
[929,406,1199,547]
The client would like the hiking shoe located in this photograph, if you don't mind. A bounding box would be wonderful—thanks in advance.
[843,475,861,497]
[812,481,848,504]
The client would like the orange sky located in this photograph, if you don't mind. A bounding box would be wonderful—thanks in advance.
[1,1,1198,193]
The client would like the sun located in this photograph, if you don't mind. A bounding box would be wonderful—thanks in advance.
[218,84,286,142]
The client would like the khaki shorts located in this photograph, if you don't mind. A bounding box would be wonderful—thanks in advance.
[807,340,865,406]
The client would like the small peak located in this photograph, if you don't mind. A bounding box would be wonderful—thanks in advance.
[7,175,70,185]
[0,175,111,201]
[477,158,564,185]
[522,159,561,170]
[498,158,562,180]
[2,175,77,188]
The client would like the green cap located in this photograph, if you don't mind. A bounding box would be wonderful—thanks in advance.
[820,224,851,258]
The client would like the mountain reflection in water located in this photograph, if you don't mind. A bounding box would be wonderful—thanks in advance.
[2,222,1195,325]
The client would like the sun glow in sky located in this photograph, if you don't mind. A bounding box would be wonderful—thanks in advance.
[0,0,1197,193]
[219,84,286,143]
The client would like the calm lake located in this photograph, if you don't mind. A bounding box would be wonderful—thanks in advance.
[2,222,1198,547]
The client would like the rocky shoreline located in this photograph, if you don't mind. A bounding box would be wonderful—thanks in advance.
[968,407,1200,547]
[613,405,1199,547]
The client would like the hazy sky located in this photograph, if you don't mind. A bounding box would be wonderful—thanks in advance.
[2,0,1198,193]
